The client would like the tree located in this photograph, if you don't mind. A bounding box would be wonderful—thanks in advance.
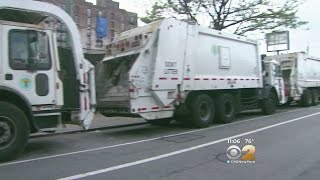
[141,0,308,35]
[140,2,165,23]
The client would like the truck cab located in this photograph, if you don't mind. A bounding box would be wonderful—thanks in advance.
[0,0,96,161]
[264,52,320,106]
[262,58,286,105]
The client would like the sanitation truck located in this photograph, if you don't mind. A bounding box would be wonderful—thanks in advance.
[0,0,96,161]
[263,52,320,106]
[96,19,279,127]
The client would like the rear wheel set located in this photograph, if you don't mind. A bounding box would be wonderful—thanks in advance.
[300,89,313,107]
[187,93,235,128]
[189,94,215,128]
[215,94,236,123]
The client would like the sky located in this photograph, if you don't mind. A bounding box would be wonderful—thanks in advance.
[86,0,320,57]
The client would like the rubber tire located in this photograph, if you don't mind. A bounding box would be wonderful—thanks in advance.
[216,94,235,123]
[311,89,319,106]
[261,92,277,115]
[0,102,30,162]
[189,94,214,128]
[300,89,312,107]
[173,114,187,123]
[148,118,172,126]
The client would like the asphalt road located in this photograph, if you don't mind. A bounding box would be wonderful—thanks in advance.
[1,105,320,180]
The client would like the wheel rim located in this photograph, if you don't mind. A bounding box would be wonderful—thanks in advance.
[0,116,16,149]
[199,102,210,120]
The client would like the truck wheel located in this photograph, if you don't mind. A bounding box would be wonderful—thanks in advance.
[261,92,277,115]
[311,89,319,106]
[216,94,235,123]
[0,102,30,162]
[189,94,214,128]
[300,89,312,107]
[148,118,172,126]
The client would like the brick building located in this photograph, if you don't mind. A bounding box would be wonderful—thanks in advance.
[36,0,138,51]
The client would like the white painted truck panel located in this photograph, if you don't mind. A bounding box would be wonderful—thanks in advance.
[181,26,262,91]
[1,25,56,105]
[297,54,320,87]
[150,19,187,91]
[99,19,262,120]
[148,19,262,109]
[265,52,320,99]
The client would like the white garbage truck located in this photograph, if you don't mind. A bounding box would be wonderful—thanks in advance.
[263,52,320,106]
[96,19,279,127]
[0,0,96,161]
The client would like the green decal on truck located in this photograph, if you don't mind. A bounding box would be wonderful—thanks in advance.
[212,45,218,55]
[19,76,32,91]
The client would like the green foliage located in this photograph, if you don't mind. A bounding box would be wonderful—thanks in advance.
[141,0,308,35]
[140,1,166,24]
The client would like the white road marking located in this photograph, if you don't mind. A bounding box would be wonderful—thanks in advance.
[0,108,306,167]
[58,111,320,180]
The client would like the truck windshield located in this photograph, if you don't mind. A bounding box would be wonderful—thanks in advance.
[9,30,51,70]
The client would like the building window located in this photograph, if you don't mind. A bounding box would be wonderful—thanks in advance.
[86,38,91,48]
[98,11,103,17]
[56,32,61,41]
[61,4,66,11]
[87,9,91,17]
[74,15,79,25]
[74,6,79,14]
[120,23,125,31]
[110,12,115,20]
[96,39,103,48]
[61,33,67,41]
[130,16,136,23]
[110,29,115,37]
[120,15,124,22]
[111,21,115,28]
[87,17,91,26]
[61,24,67,31]
[129,16,137,25]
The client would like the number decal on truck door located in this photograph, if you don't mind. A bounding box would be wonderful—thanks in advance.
[164,61,178,75]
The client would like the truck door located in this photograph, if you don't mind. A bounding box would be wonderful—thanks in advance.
[3,28,56,106]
